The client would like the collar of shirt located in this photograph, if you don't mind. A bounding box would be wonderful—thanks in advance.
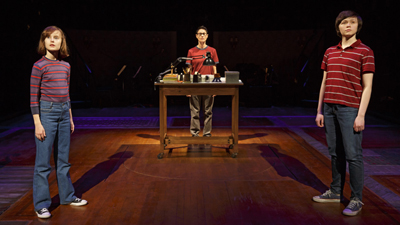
[336,39,361,50]
[196,45,209,50]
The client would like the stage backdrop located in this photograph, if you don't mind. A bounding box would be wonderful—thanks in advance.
[213,29,326,106]
[213,29,325,78]
[65,30,176,105]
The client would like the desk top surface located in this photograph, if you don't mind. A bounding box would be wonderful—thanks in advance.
[154,81,243,86]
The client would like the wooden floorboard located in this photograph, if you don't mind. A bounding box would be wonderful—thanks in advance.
[0,128,399,224]
[370,175,400,197]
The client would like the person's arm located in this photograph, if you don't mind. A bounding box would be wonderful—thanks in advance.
[66,65,74,134]
[315,71,327,127]
[31,63,46,141]
[186,64,193,97]
[69,108,75,134]
[211,65,217,97]
[33,114,46,141]
[212,49,219,97]
[186,50,192,97]
[353,73,373,132]
[212,49,219,75]
[188,64,193,74]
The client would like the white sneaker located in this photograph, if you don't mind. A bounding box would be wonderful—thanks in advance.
[69,198,88,206]
[36,208,51,218]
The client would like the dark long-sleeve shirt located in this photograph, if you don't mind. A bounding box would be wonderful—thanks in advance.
[30,56,71,114]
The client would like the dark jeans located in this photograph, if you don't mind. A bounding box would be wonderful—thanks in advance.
[324,103,364,201]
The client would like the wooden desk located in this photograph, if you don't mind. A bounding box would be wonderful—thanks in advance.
[155,81,243,159]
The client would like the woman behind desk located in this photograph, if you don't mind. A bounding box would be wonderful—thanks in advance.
[186,25,219,137]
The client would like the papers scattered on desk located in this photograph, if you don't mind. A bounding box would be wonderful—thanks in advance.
[162,74,178,83]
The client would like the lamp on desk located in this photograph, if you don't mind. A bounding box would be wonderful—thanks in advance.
[202,52,220,82]
[192,52,221,82]
[156,52,216,82]
[202,51,215,66]
[191,51,221,82]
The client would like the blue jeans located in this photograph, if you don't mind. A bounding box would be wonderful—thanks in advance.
[33,100,76,211]
[324,103,364,201]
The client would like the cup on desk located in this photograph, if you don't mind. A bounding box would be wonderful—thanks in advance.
[193,74,199,83]
[189,74,214,82]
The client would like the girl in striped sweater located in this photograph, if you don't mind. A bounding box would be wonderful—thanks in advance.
[30,26,87,219]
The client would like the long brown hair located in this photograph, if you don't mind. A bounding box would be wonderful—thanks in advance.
[37,26,69,58]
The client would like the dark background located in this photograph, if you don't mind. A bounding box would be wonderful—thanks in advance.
[1,0,398,120]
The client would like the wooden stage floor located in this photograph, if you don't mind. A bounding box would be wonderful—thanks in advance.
[1,126,400,224]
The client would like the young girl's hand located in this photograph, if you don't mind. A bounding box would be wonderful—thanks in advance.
[70,120,75,134]
[35,124,46,141]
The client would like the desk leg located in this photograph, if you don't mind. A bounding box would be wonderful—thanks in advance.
[231,87,239,158]
[158,87,167,159]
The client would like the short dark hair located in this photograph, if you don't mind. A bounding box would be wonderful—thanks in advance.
[196,25,208,34]
[335,10,363,37]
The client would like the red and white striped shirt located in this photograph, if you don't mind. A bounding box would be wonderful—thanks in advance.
[30,56,71,114]
[321,39,375,108]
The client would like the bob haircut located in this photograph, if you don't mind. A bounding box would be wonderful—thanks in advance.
[196,25,208,34]
[335,10,363,37]
[37,26,69,58]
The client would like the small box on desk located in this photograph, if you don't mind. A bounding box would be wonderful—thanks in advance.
[225,71,240,83]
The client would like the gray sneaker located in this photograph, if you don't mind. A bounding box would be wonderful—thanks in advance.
[312,189,341,203]
[343,198,363,216]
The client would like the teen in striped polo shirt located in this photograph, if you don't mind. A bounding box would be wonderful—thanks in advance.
[312,11,375,216]
[30,26,88,219]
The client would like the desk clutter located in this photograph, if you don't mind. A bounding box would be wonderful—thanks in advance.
[161,71,240,83]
